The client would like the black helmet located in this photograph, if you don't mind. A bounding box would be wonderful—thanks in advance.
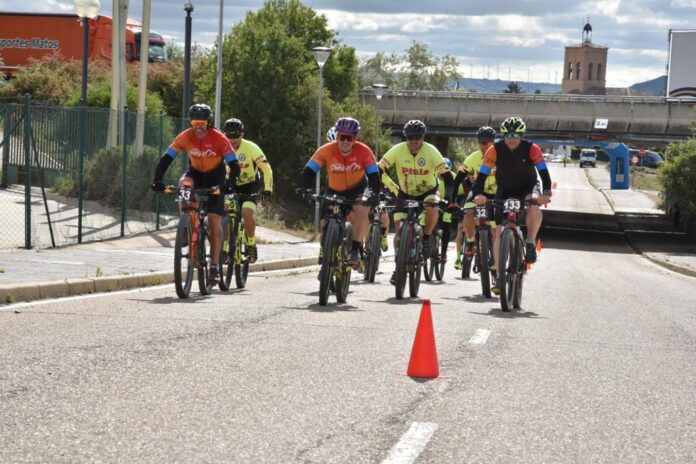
[403,120,426,139]
[189,103,212,122]
[223,118,245,137]
[476,126,496,142]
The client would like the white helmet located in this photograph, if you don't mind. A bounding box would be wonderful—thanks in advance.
[326,126,338,142]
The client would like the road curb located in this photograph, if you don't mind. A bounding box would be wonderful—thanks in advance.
[584,169,695,279]
[0,256,318,305]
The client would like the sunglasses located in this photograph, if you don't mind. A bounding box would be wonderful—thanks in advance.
[504,133,522,139]
[406,137,423,141]
[338,134,355,142]
[191,120,208,127]
[226,132,242,139]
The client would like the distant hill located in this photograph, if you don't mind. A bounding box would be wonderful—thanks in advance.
[449,78,561,94]
[629,75,666,96]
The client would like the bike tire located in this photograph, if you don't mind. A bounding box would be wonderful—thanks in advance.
[174,214,194,299]
[479,229,492,298]
[409,232,422,298]
[219,216,233,291]
[198,226,213,295]
[235,223,249,289]
[434,232,444,281]
[423,234,434,282]
[394,224,411,299]
[498,228,517,312]
[364,224,381,283]
[335,223,352,303]
[319,221,339,305]
[513,238,525,309]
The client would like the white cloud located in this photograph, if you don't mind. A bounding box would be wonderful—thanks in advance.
[671,0,696,6]
[605,64,666,87]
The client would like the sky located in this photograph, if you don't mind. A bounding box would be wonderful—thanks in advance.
[3,0,696,87]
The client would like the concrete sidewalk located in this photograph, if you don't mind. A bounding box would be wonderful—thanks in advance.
[585,166,696,278]
[0,225,320,304]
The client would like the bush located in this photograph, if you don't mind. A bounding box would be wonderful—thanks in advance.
[661,137,696,220]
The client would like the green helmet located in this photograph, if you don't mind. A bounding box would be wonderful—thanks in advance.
[500,116,526,135]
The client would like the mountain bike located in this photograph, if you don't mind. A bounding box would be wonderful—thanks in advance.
[423,201,447,282]
[497,197,537,311]
[363,193,393,283]
[468,200,496,298]
[219,193,260,291]
[313,193,363,306]
[394,199,439,299]
[165,185,221,299]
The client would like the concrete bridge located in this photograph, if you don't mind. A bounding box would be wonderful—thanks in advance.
[360,90,696,143]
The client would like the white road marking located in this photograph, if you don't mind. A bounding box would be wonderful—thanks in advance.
[91,248,171,256]
[382,422,438,464]
[26,259,86,266]
[469,328,491,345]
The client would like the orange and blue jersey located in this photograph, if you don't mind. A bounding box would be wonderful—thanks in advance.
[305,141,379,192]
[166,127,237,173]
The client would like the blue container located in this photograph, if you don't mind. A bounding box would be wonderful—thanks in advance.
[609,143,630,189]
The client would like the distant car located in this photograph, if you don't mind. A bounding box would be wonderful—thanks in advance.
[579,149,597,168]
[629,149,664,168]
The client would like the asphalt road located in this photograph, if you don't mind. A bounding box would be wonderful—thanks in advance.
[2,223,695,462]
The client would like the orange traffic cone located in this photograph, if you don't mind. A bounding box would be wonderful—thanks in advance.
[407,300,439,379]
[536,239,542,252]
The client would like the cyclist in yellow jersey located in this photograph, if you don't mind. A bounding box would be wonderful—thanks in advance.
[223,118,273,264]
[452,126,497,270]
[379,120,454,284]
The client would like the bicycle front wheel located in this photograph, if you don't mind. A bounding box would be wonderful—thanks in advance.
[498,228,517,312]
[434,232,445,281]
[174,214,194,299]
[319,220,339,306]
[219,216,233,291]
[394,224,411,299]
[198,226,213,295]
[235,224,249,289]
[513,237,525,309]
[423,234,434,282]
[335,223,352,303]
[479,229,491,298]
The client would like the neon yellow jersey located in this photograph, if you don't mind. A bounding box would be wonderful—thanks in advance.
[379,142,448,196]
[235,139,273,191]
[462,149,496,195]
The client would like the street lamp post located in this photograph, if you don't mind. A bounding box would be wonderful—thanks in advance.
[182,2,194,130]
[371,83,387,158]
[74,0,100,244]
[311,46,332,234]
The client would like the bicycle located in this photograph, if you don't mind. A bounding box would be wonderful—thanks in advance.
[497,197,537,311]
[363,193,393,283]
[393,199,439,299]
[218,193,260,291]
[164,185,221,299]
[461,200,496,298]
[312,192,363,306]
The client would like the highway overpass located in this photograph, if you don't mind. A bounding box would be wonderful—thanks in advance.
[360,90,696,143]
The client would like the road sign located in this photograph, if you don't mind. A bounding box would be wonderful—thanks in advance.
[594,118,609,130]
[632,156,639,164]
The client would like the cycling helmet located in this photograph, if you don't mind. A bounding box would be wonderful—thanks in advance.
[189,103,212,122]
[223,118,245,137]
[500,116,526,135]
[443,158,452,169]
[326,126,338,142]
[476,126,496,142]
[335,117,361,135]
[403,120,427,139]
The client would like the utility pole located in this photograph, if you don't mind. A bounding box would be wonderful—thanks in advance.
[214,0,224,129]
[135,0,152,157]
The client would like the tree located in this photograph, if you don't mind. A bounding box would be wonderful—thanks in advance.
[194,0,360,196]
[660,134,696,220]
[503,81,523,93]
[358,52,400,89]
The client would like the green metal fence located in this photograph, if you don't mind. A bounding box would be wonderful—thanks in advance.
[0,95,188,250]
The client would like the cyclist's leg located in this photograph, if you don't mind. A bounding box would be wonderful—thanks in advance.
[392,190,408,251]
[204,166,227,269]
[524,182,542,262]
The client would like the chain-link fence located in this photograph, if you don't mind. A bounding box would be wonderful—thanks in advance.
[0,95,188,250]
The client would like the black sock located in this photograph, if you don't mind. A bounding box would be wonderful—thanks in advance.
[352,240,361,252]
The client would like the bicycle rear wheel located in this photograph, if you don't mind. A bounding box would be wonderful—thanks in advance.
[219,216,233,291]
[319,221,339,305]
[394,224,411,299]
[479,229,492,298]
[335,224,352,303]
[513,238,525,309]
[235,222,249,289]
[498,228,517,312]
[198,226,213,295]
[364,224,381,283]
[174,214,194,299]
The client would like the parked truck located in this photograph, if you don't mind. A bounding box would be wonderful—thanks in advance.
[0,12,167,76]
